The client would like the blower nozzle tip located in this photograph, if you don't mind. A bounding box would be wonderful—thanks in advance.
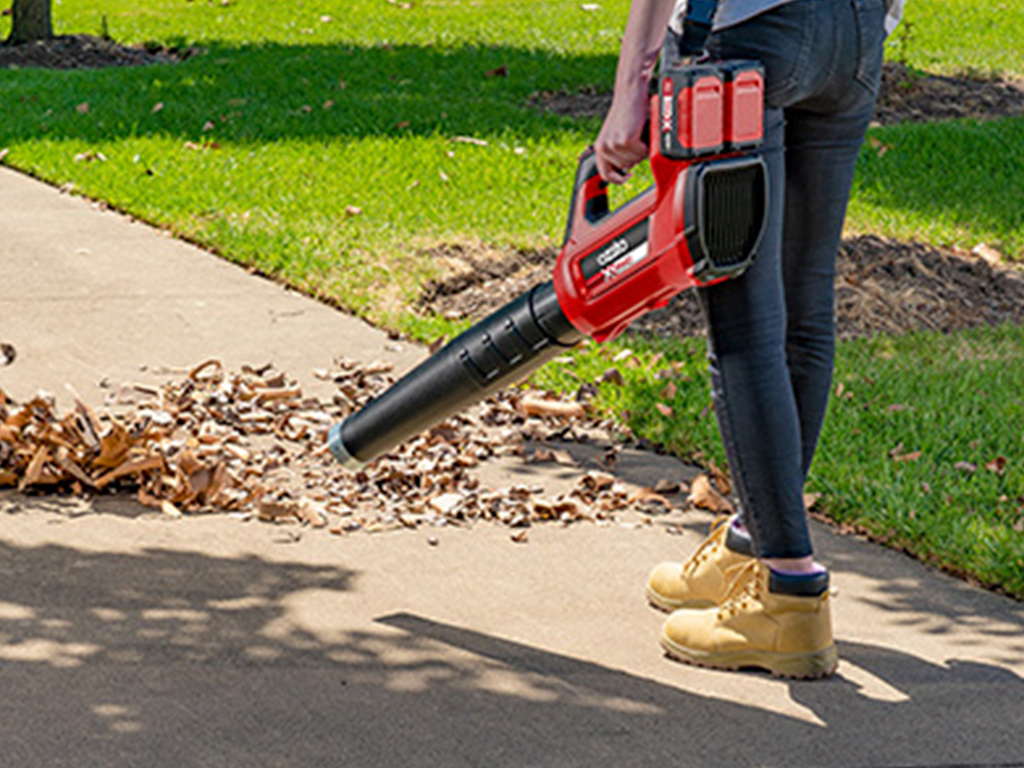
[328,421,365,471]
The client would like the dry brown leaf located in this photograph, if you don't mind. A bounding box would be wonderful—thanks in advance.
[429,493,463,516]
[889,444,922,462]
[803,492,822,511]
[600,368,625,386]
[652,479,682,494]
[258,497,298,522]
[708,459,732,496]
[654,403,674,417]
[972,243,1003,267]
[580,471,616,492]
[451,136,488,146]
[629,488,673,509]
[521,396,586,420]
[688,474,734,514]
[53,448,96,489]
[189,359,223,382]
[161,500,183,518]
[660,381,677,400]
[93,455,165,490]
[985,456,1007,475]
[298,498,328,528]
[19,446,50,491]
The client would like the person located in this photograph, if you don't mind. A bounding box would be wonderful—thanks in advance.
[594,0,900,679]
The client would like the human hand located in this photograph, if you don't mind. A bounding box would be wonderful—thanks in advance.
[594,85,650,184]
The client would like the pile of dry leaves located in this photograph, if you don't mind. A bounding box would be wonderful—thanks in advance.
[1,358,726,535]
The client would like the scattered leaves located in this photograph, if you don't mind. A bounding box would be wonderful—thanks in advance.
[0,360,666,534]
[484,65,509,78]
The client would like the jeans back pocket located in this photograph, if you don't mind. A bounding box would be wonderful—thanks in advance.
[852,0,886,95]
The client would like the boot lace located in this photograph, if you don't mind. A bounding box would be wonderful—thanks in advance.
[680,514,732,576]
[716,560,763,619]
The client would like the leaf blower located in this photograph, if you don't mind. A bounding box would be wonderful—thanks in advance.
[327,49,768,470]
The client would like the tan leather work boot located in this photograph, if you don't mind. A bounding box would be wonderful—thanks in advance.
[645,515,754,612]
[660,559,838,679]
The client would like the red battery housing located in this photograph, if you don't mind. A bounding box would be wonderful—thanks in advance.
[721,60,764,150]
[553,59,767,342]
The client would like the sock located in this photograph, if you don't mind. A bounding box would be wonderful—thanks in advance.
[768,565,829,597]
[726,517,755,556]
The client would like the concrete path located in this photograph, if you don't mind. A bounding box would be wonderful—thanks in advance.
[2,166,1024,768]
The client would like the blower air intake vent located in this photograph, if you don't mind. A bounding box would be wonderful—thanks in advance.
[687,155,768,282]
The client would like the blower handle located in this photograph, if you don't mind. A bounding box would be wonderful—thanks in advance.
[561,147,609,249]
[562,121,652,249]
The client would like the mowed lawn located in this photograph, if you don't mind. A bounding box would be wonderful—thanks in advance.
[2,0,1023,596]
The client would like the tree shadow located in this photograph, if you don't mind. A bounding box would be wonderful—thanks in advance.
[4,39,1022,257]
[2,523,1023,767]
[2,41,614,147]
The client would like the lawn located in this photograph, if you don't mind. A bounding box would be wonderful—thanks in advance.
[2,0,1023,596]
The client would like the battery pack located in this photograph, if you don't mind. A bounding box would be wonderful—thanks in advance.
[659,59,763,159]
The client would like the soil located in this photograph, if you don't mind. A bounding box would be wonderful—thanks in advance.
[0,34,190,69]
[421,236,1024,341]
[534,61,1024,126]
[428,62,1024,341]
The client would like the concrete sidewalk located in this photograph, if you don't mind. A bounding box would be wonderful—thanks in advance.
[2,165,1023,768]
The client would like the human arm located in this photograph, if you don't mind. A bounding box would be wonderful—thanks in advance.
[594,0,677,183]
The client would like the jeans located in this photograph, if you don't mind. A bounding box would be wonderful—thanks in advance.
[698,0,887,558]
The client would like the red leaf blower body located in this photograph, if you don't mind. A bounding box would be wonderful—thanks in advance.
[328,56,768,470]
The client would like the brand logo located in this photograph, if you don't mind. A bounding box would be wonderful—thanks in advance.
[599,242,650,284]
[661,79,674,136]
[595,237,630,267]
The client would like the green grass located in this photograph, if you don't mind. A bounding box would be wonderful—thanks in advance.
[2,0,1023,596]
[3,0,1024,328]
[532,326,1024,598]
[850,117,1024,257]
[885,0,1024,76]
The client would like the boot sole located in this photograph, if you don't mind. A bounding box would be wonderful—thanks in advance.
[660,632,839,680]
[645,585,716,614]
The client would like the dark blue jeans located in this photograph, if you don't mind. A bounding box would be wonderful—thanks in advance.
[699,0,887,558]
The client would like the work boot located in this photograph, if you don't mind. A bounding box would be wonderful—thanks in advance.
[660,559,838,679]
[646,514,755,612]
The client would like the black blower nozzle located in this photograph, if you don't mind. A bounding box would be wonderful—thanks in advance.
[327,281,583,469]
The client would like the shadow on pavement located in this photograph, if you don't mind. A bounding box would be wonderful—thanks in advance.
[1,525,1023,767]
